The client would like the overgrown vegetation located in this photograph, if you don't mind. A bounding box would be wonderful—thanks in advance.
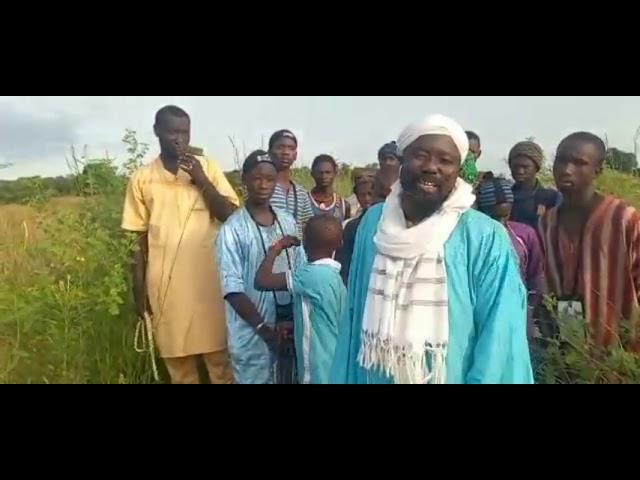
[534,298,640,384]
[0,132,154,383]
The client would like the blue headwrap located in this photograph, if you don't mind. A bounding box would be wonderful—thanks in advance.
[378,141,400,160]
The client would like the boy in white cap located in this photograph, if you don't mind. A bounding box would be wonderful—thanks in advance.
[331,114,533,385]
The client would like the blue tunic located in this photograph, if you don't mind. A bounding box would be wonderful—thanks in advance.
[287,259,347,384]
[330,204,534,384]
[216,207,303,384]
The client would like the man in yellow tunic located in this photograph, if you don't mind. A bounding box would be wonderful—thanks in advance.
[122,106,240,384]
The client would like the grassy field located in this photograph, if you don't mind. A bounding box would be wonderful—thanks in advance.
[1,167,640,384]
[0,193,155,384]
[595,170,640,209]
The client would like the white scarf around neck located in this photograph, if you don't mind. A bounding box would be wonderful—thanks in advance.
[358,178,476,384]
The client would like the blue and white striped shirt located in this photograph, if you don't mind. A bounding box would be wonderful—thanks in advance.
[270,182,313,237]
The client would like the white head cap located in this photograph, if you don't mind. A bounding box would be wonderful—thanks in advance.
[397,114,469,161]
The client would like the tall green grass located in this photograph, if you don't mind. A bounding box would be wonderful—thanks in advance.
[0,196,153,383]
[0,136,154,384]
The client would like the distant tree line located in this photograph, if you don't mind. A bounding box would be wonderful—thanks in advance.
[0,164,262,205]
[0,175,77,204]
[2,133,637,204]
[605,148,638,174]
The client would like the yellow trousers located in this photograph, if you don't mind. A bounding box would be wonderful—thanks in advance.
[164,350,234,385]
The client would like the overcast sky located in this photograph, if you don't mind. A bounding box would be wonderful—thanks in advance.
[1,96,639,180]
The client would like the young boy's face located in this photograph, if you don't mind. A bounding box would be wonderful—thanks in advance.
[270,137,298,171]
[355,182,374,210]
[553,139,602,199]
[510,156,538,186]
[312,161,337,189]
[243,163,277,203]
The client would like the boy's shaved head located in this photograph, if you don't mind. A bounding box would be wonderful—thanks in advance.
[304,214,343,255]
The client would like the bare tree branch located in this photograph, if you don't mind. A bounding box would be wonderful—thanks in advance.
[634,126,640,164]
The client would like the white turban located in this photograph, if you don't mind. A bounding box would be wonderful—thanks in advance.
[397,114,469,161]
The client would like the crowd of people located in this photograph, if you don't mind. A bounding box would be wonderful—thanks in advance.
[122,105,640,384]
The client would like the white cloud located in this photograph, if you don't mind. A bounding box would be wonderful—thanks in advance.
[0,96,638,180]
[0,101,78,161]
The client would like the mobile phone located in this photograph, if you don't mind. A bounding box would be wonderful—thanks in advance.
[187,146,204,157]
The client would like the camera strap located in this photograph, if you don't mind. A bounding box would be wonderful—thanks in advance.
[248,206,293,308]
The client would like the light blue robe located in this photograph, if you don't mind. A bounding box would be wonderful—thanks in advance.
[287,259,347,384]
[216,207,303,384]
[331,204,534,385]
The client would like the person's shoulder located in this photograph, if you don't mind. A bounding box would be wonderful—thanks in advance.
[605,194,636,211]
[538,185,559,194]
[455,210,513,256]
[538,185,562,202]
[354,203,384,235]
[511,221,539,240]
[512,219,536,233]
[344,215,363,234]
[130,157,159,181]
[364,203,385,222]
[604,195,640,225]
[202,155,234,185]
[201,155,223,171]
[298,260,345,287]
[220,207,247,231]
[458,209,503,236]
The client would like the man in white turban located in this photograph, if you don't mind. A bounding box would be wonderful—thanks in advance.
[331,115,533,384]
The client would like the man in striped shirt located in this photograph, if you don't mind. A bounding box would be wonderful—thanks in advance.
[268,129,313,236]
[540,132,640,350]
